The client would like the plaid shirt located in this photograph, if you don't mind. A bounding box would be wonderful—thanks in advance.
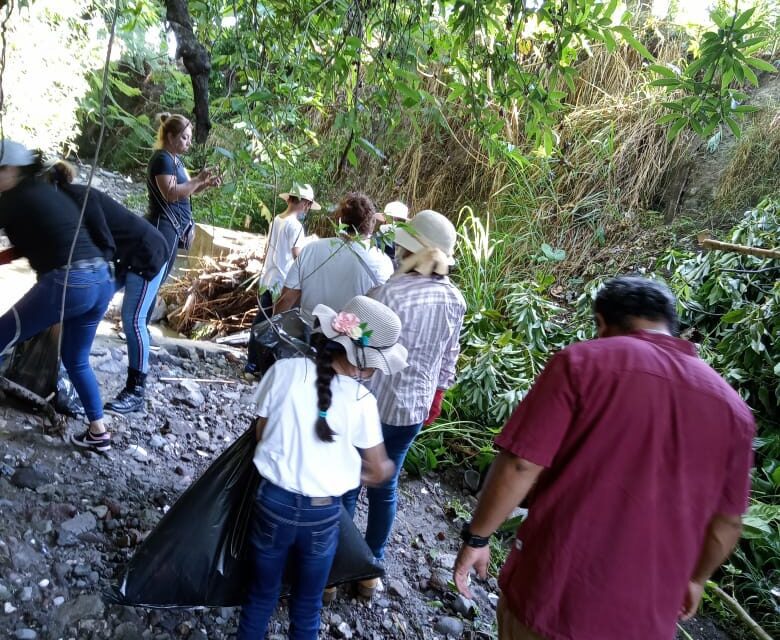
[367,273,466,426]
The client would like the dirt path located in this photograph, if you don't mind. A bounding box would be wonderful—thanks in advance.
[0,332,733,640]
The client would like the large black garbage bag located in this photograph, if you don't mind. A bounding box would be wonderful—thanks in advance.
[106,427,383,608]
[246,309,313,377]
[2,326,59,399]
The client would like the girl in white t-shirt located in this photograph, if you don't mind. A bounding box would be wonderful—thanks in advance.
[237,295,408,640]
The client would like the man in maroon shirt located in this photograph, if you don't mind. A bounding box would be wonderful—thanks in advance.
[453,276,755,640]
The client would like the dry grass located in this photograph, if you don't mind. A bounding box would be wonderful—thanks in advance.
[715,110,780,213]
[304,36,698,279]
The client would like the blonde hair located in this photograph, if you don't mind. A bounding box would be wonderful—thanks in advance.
[154,112,192,150]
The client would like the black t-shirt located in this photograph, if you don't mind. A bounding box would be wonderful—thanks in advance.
[0,178,103,273]
[62,183,168,280]
[147,149,193,231]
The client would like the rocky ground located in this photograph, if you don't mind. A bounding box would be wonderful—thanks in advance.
[0,165,736,639]
[0,329,734,640]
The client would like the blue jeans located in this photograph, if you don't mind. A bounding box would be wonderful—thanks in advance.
[118,265,165,373]
[0,261,114,421]
[342,421,423,560]
[237,480,341,640]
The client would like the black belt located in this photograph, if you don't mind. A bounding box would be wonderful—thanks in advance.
[51,257,107,272]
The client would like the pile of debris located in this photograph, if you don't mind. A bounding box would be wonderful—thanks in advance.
[160,251,263,338]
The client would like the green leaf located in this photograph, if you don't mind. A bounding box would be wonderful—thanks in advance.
[649,64,677,79]
[732,7,756,30]
[745,57,778,73]
[724,116,741,137]
[650,78,682,88]
[667,117,687,141]
[722,308,747,323]
[612,25,654,61]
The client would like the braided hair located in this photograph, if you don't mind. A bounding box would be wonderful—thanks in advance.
[310,333,339,443]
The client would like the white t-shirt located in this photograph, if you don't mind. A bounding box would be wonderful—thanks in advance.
[259,214,305,294]
[284,236,393,322]
[250,357,383,497]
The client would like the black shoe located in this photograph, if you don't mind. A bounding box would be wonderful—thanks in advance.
[71,429,111,452]
[104,388,145,414]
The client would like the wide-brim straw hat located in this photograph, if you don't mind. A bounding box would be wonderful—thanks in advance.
[394,209,456,265]
[0,140,34,167]
[278,182,321,210]
[383,201,409,220]
[312,296,408,375]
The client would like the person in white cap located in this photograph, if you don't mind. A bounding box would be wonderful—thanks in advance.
[245,183,320,375]
[342,209,466,596]
[274,192,393,324]
[237,295,407,639]
[258,183,320,315]
[374,200,409,261]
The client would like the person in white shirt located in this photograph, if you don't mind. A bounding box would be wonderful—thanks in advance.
[245,184,320,376]
[274,192,393,323]
[237,296,408,640]
[374,200,409,261]
[257,182,320,317]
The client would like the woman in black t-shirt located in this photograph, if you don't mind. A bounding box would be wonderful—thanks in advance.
[146,113,221,286]
[0,140,115,452]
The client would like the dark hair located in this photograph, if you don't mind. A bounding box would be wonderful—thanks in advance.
[287,195,301,204]
[338,192,376,236]
[594,276,679,335]
[310,333,340,443]
[154,112,192,150]
[17,149,45,180]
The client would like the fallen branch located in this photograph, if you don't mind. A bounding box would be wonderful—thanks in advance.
[158,377,239,384]
[697,232,780,260]
[708,583,773,640]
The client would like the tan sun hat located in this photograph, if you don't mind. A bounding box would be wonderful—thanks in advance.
[394,209,456,265]
[383,201,409,220]
[312,296,408,375]
[278,182,321,210]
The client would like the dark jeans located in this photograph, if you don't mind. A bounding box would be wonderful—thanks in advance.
[0,261,114,421]
[117,265,165,373]
[237,479,341,640]
[342,421,423,560]
[246,290,275,372]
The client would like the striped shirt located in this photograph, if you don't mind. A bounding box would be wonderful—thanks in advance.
[367,273,466,426]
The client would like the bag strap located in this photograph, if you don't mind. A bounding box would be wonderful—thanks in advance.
[343,238,381,288]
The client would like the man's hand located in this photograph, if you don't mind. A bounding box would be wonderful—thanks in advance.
[453,543,490,599]
[679,581,705,620]
[424,388,445,426]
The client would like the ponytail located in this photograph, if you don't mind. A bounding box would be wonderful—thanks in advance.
[311,333,337,443]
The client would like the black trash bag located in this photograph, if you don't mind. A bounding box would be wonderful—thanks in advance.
[53,366,84,417]
[106,426,382,608]
[3,326,59,399]
[246,309,313,377]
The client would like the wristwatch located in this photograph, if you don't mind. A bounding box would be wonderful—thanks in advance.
[460,522,491,548]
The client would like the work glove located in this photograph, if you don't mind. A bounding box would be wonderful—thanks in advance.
[424,388,445,426]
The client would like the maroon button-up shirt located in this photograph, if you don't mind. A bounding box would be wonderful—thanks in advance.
[496,331,754,640]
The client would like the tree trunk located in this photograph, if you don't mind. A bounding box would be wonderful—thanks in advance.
[162,0,211,144]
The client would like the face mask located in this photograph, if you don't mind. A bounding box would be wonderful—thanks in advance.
[297,211,307,222]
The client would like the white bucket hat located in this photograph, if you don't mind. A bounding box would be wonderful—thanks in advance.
[0,140,34,167]
[278,182,321,210]
[394,209,456,265]
[312,296,408,375]
[383,201,409,220]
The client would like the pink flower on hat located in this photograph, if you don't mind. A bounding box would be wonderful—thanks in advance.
[332,312,360,336]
